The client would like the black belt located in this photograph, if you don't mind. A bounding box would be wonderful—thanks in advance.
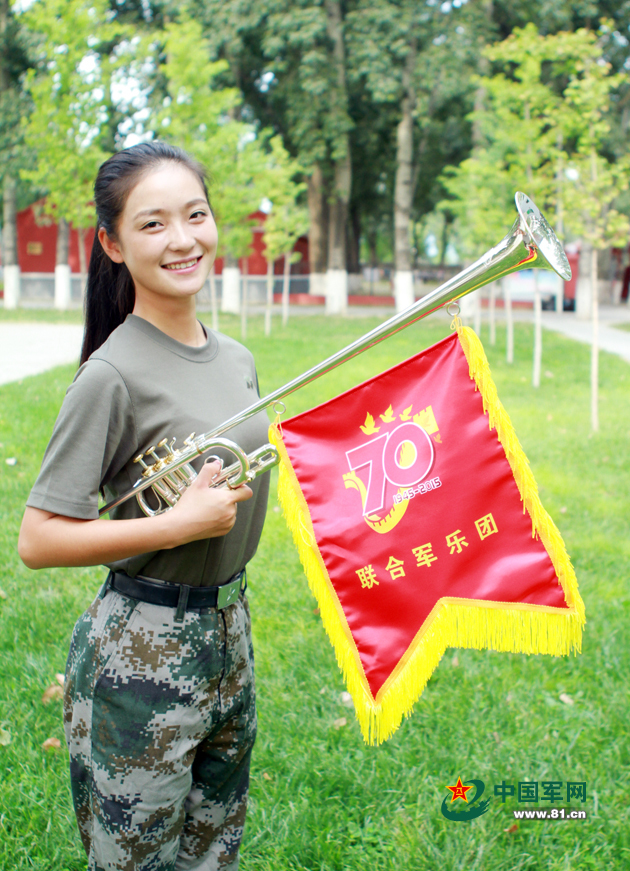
[108,569,247,620]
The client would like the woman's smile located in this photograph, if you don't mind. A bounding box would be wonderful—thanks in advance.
[162,255,203,272]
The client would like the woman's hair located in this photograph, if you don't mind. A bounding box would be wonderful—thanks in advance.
[80,142,209,365]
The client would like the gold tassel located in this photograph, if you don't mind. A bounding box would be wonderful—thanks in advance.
[269,330,584,745]
[456,325,585,626]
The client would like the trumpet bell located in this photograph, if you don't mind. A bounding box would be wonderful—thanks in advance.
[515,192,571,281]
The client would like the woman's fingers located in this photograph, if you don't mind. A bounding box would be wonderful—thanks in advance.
[196,459,254,502]
[229,483,254,502]
[169,458,255,544]
[197,459,223,485]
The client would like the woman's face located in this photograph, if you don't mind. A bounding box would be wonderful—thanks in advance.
[100,162,218,306]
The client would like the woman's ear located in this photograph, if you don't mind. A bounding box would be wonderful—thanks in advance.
[98,227,124,264]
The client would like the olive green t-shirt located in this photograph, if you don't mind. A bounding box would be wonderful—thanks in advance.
[27,314,270,587]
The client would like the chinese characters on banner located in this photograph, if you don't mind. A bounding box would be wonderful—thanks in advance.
[358,513,497,587]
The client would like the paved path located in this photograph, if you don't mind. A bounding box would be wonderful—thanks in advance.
[1,306,629,388]
[540,308,630,364]
[0,323,83,386]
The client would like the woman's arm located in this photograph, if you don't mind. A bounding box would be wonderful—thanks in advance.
[18,461,253,570]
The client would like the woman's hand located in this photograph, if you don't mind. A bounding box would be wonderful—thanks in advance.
[167,460,253,544]
[18,460,254,569]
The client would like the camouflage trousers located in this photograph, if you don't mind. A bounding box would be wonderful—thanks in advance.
[63,580,257,871]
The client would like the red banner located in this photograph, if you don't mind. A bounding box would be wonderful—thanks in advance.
[270,328,584,744]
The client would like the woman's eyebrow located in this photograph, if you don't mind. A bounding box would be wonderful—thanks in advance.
[134,199,208,221]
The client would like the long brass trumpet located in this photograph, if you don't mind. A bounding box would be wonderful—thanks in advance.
[99,192,570,519]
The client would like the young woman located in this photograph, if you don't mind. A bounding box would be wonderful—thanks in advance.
[18,142,270,871]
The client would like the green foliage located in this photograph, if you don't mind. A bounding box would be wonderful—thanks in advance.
[440,22,630,257]
[156,16,303,259]
[259,0,353,167]
[262,200,309,263]
[1,314,629,868]
[0,0,37,202]
[19,0,131,228]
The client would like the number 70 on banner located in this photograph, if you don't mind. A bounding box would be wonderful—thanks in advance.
[346,422,435,516]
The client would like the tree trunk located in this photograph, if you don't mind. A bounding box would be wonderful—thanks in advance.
[307,164,327,295]
[504,279,514,364]
[590,150,599,432]
[0,0,8,94]
[265,258,273,336]
[327,156,350,273]
[473,291,481,336]
[0,3,21,308]
[2,173,20,308]
[532,270,542,388]
[591,247,599,432]
[3,173,18,266]
[576,239,592,319]
[282,252,290,326]
[56,215,69,264]
[221,252,241,314]
[348,202,361,278]
[77,226,87,275]
[325,0,351,314]
[240,257,248,340]
[209,263,219,331]
[555,130,564,311]
[489,281,496,345]
[393,40,416,313]
[55,216,72,309]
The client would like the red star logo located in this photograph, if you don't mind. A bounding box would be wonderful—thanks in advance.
[446,777,473,803]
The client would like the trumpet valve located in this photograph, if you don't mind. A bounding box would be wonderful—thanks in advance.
[157,437,177,463]
[133,453,154,478]
[145,445,164,473]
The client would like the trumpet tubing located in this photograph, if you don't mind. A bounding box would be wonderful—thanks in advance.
[99,192,570,519]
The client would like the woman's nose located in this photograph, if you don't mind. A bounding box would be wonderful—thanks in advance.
[168,221,195,250]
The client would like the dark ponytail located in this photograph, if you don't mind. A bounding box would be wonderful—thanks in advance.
[80,142,209,365]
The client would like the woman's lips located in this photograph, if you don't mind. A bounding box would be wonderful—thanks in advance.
[161,255,202,273]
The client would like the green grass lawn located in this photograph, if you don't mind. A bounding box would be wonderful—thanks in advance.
[0,306,85,324]
[1,313,629,871]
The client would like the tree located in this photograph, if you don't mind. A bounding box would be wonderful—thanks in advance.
[155,16,303,316]
[347,0,488,311]
[556,37,630,430]
[262,197,308,332]
[189,0,356,307]
[1,0,33,308]
[21,0,128,308]
[440,22,630,419]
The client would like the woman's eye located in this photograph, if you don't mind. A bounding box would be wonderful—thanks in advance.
[190,210,207,220]
[141,221,161,230]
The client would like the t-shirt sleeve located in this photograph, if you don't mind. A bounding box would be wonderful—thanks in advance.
[27,359,138,520]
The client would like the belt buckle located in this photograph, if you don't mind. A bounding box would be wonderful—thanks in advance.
[217,575,242,610]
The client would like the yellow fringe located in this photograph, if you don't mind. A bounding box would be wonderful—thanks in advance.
[456,325,585,626]
[269,328,584,745]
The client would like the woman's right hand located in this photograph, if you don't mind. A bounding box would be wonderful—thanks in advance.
[168,460,253,544]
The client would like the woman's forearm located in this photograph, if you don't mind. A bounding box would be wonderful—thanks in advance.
[18,507,180,569]
[18,462,253,570]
